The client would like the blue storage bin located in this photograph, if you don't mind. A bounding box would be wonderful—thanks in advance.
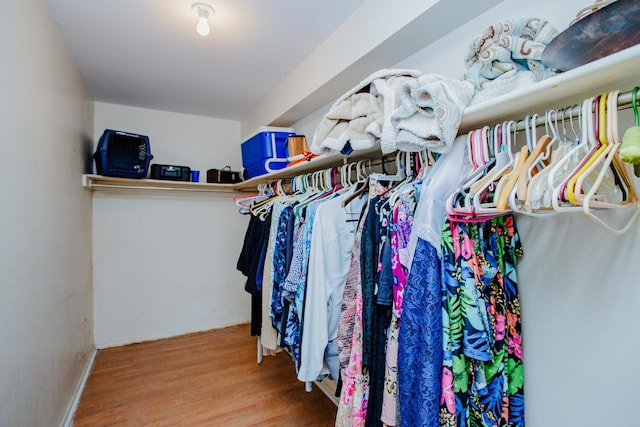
[241,128,295,178]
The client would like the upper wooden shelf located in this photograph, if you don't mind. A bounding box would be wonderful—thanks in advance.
[84,45,640,194]
[82,174,238,193]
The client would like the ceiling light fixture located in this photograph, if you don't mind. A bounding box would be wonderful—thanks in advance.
[192,2,215,37]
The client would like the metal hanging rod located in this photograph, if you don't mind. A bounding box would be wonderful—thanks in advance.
[508,86,639,131]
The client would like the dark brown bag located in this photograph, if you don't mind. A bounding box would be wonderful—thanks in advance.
[206,166,242,184]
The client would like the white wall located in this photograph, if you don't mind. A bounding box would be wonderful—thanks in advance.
[0,0,94,426]
[291,1,640,426]
[92,103,250,348]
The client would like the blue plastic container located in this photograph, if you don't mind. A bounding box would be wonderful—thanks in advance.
[241,128,295,178]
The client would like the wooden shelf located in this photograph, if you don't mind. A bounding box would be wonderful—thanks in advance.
[84,45,640,194]
[82,174,238,193]
[83,145,382,194]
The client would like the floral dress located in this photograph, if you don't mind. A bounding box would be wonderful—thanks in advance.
[440,214,524,427]
[381,200,413,426]
[336,205,369,427]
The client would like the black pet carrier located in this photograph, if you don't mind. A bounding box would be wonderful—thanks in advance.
[93,129,153,179]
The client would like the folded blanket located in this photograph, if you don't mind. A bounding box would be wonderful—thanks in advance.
[311,69,422,155]
[390,74,474,154]
[464,18,559,104]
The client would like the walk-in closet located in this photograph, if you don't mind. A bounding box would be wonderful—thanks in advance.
[2,0,639,426]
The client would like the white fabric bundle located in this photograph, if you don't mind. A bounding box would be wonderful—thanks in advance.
[311,69,422,155]
[389,75,475,154]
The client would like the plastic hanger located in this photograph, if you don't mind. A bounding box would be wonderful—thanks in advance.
[549,97,598,211]
[470,122,517,215]
[573,90,631,207]
[565,93,611,204]
[583,90,640,233]
[249,181,284,219]
[496,145,529,212]
[370,151,407,184]
[525,108,570,213]
[502,125,552,215]
[572,91,620,206]
[550,98,598,212]
[563,93,631,206]
[446,129,498,218]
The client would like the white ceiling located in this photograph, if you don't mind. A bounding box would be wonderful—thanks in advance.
[42,0,366,121]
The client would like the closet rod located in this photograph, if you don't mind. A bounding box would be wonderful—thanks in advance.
[510,87,638,131]
[263,154,399,186]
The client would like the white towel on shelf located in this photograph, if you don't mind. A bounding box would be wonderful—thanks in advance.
[348,92,384,150]
[390,74,474,154]
[311,69,422,155]
[371,74,422,153]
[316,121,350,154]
[312,98,352,155]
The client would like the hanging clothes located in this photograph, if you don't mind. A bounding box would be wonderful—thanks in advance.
[440,214,525,427]
[364,196,393,427]
[236,212,272,336]
[336,201,370,427]
[286,201,321,369]
[336,177,397,426]
[282,215,306,371]
[396,137,470,426]
[260,214,280,354]
[261,201,287,351]
[298,187,367,382]
[271,204,296,339]
[380,199,413,426]
[398,237,442,426]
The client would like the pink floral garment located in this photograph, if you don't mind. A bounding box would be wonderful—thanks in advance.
[337,182,389,427]
[380,200,413,426]
[336,207,369,427]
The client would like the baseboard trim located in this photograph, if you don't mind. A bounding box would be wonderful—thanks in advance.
[61,347,97,427]
[315,377,339,407]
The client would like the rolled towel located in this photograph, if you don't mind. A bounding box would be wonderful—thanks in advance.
[370,74,422,153]
[349,92,384,150]
[317,121,350,154]
[464,18,559,103]
[391,75,474,153]
[311,97,354,154]
[311,69,422,154]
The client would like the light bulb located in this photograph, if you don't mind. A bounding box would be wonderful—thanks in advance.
[192,3,214,37]
[196,15,210,36]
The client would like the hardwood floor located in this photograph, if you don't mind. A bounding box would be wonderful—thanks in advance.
[73,324,337,426]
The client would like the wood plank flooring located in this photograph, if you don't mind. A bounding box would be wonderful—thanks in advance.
[73,324,337,426]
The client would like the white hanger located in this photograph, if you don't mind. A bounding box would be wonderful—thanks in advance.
[582,90,640,234]
[549,98,595,212]
[471,122,517,215]
[525,108,568,213]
